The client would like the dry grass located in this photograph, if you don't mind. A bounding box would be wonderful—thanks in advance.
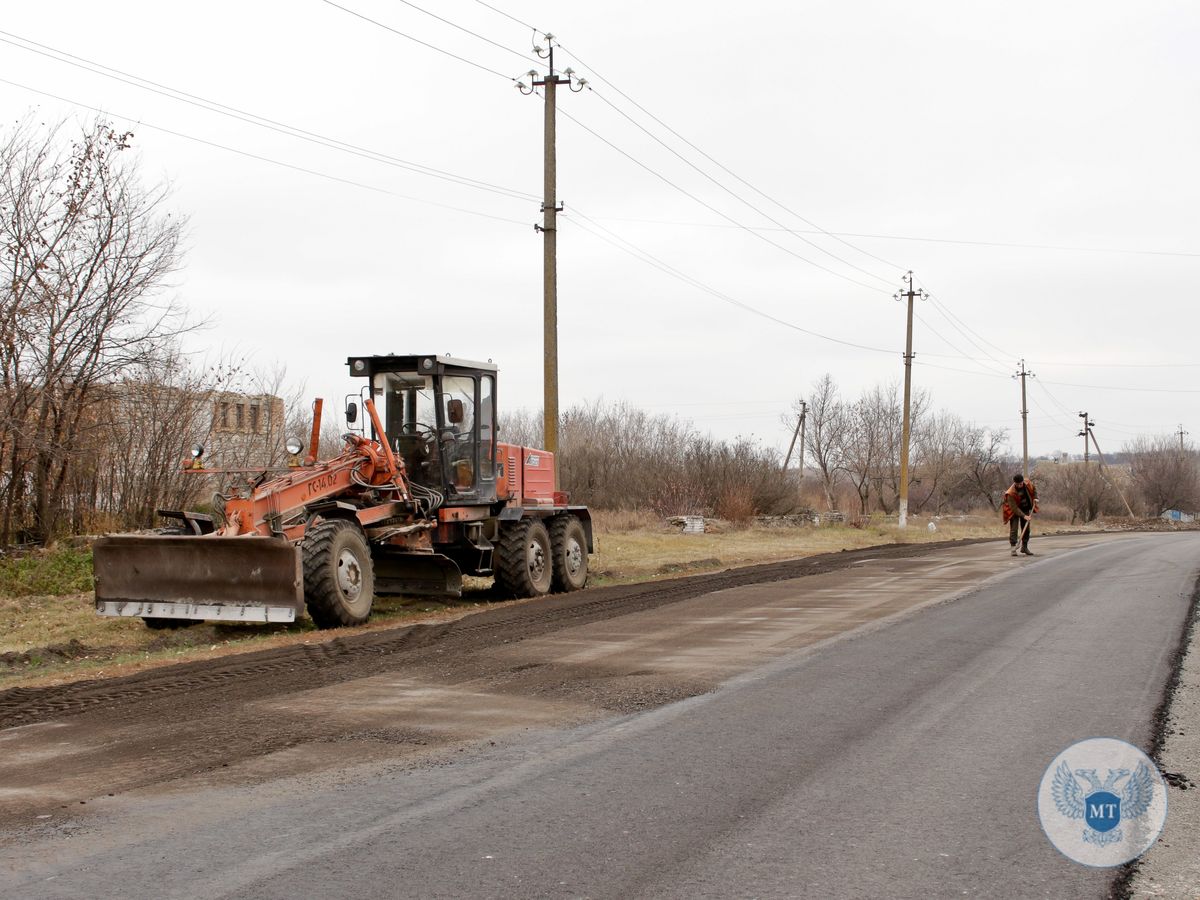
[2,511,1093,689]
[587,514,1017,584]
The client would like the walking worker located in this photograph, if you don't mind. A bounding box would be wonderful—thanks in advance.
[1003,473,1039,556]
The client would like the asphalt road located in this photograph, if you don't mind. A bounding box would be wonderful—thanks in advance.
[2,532,1197,898]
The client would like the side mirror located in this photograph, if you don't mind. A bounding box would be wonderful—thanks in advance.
[345,401,358,424]
[447,398,465,425]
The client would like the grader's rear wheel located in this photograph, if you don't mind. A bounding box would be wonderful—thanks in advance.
[302,519,375,628]
[549,516,588,592]
[495,519,553,598]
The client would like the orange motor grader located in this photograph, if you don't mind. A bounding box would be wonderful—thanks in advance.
[92,355,592,629]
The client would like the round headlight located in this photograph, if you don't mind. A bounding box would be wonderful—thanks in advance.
[352,359,366,373]
[190,443,205,459]
[285,437,304,456]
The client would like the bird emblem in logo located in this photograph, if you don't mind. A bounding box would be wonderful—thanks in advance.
[1051,760,1157,846]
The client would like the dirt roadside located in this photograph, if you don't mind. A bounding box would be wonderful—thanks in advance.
[1124,579,1200,898]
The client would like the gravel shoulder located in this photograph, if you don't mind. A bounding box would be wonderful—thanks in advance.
[1126,579,1200,898]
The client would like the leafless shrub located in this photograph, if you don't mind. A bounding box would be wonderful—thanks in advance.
[714,485,755,524]
[1037,462,1113,523]
[1123,436,1200,516]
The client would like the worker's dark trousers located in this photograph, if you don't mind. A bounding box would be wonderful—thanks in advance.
[1009,516,1031,550]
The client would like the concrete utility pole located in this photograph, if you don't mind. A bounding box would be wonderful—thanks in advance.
[894,271,926,529]
[1012,360,1034,479]
[782,401,807,475]
[1179,424,1189,454]
[520,37,584,484]
[1078,411,1094,464]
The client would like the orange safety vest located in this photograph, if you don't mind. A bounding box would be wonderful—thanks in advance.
[1002,481,1039,523]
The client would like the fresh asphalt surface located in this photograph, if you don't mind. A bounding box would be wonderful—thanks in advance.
[2,532,1197,898]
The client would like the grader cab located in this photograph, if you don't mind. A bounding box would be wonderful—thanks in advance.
[92,355,591,628]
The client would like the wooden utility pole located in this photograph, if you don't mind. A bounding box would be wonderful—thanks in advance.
[522,37,583,486]
[894,271,925,529]
[1012,360,1034,478]
[782,401,807,475]
[1078,411,1093,464]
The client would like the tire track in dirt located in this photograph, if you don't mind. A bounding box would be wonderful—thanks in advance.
[0,538,992,731]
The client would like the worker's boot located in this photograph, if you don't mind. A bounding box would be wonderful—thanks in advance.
[1010,546,1018,556]
[1021,547,1034,556]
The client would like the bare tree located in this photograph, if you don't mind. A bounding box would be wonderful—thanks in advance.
[840,391,886,515]
[912,410,966,515]
[957,424,1013,511]
[0,116,188,543]
[802,374,847,510]
[1123,435,1200,516]
[1040,462,1111,523]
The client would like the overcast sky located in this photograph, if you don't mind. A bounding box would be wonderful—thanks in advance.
[3,1,1198,460]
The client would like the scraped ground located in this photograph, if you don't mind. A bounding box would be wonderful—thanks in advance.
[0,532,1125,831]
[0,515,1061,688]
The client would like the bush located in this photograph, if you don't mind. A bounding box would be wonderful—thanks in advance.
[506,400,796,518]
[715,486,755,524]
[0,548,94,597]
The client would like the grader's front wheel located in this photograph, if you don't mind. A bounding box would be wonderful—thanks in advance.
[495,519,553,598]
[302,519,375,628]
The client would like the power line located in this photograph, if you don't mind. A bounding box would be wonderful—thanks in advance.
[390,0,537,65]
[912,311,1010,377]
[1038,377,1200,394]
[556,105,890,295]
[471,0,539,32]
[585,85,896,288]
[0,30,538,202]
[562,209,897,354]
[554,41,905,274]
[578,216,1200,259]
[0,76,529,226]
[318,0,515,81]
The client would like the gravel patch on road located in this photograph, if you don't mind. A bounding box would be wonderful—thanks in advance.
[1126,582,1200,899]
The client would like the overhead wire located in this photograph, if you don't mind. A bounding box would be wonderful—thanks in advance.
[304,9,1198,383]
[318,0,515,81]
[912,311,1011,377]
[0,29,539,203]
[556,105,890,295]
[553,41,906,274]
[573,216,1200,260]
[561,208,897,354]
[0,76,529,226]
[16,7,1197,415]
[471,0,538,32]
[584,85,896,287]
[390,0,538,65]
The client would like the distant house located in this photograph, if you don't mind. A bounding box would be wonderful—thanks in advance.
[1161,509,1196,523]
[205,391,288,467]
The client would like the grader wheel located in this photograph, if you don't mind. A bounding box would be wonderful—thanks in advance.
[549,516,588,592]
[495,519,553,598]
[302,519,375,628]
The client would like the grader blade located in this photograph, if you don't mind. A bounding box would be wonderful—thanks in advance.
[373,551,464,598]
[93,535,304,623]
